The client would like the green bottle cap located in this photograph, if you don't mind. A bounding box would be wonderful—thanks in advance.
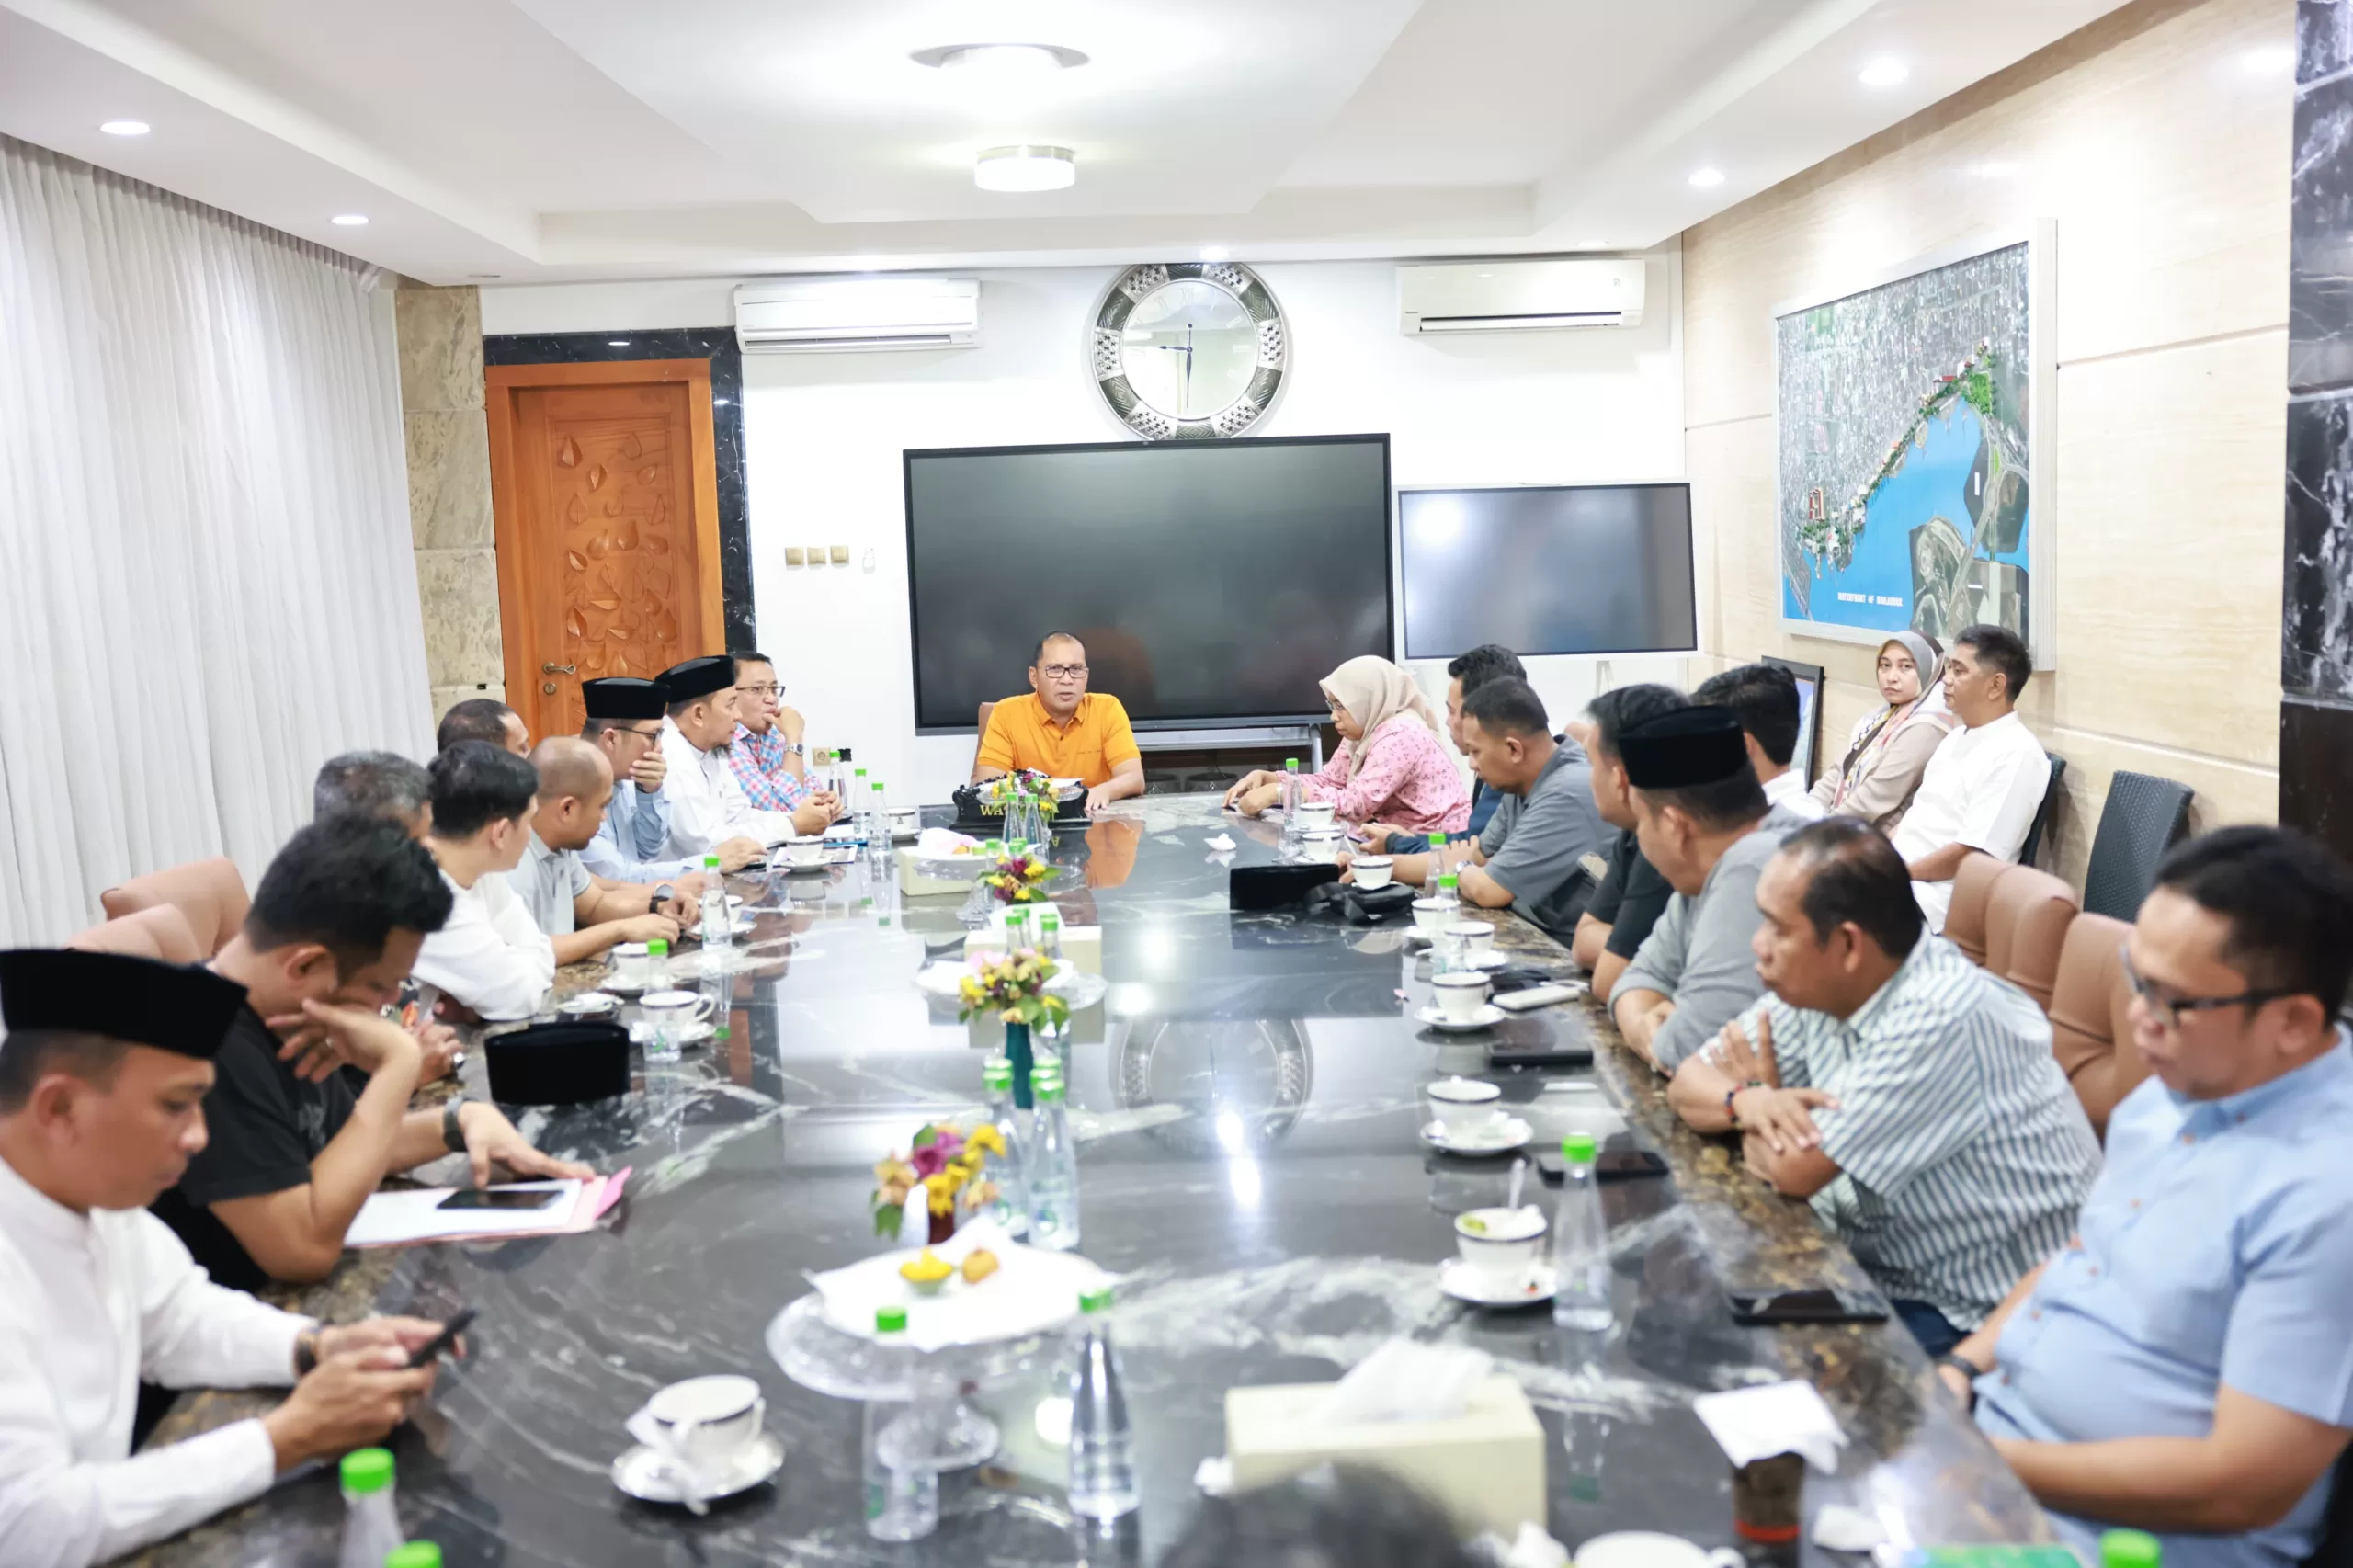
[984,839,1003,855]
[1285,758,1300,771]
[1035,1074,1066,1104]
[702,854,720,869]
[856,767,869,778]
[1562,1134,1597,1164]
[1430,832,1447,848]
[2101,1532,2162,1568]
[873,781,885,793]
[1039,911,1061,932]
[385,1546,443,1568]
[648,938,668,958]
[1079,1284,1116,1314]
[875,1305,907,1334]
[1438,873,1459,891]
[1007,839,1029,857]
[340,1448,394,1494]
[983,1062,1012,1089]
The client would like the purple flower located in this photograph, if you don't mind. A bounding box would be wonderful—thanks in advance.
[910,1143,949,1177]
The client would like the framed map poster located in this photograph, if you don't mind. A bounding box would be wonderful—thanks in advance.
[1775,224,2055,664]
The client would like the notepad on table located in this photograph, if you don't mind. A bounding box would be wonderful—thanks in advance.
[345,1169,630,1248]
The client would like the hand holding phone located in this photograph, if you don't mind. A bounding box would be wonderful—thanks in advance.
[406,1308,478,1369]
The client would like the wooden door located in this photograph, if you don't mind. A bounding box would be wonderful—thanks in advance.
[485,361,725,744]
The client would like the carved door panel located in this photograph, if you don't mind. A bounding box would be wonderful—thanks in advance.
[487,362,723,746]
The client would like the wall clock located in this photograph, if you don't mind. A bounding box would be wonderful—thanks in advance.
[1091,262,1288,439]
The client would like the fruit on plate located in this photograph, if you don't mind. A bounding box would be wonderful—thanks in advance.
[1460,1215,1489,1234]
[960,1248,1000,1285]
[899,1249,954,1293]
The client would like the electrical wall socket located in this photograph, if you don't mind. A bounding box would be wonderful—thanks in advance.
[806,541,827,562]
[784,547,805,566]
[829,545,850,564]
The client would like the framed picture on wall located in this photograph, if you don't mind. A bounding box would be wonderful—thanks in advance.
[1762,656,1825,789]
[1773,222,2056,666]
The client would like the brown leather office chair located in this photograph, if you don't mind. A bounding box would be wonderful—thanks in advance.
[1985,866,2079,1011]
[64,905,207,965]
[972,699,998,779]
[99,857,251,957]
[1944,852,2007,966]
[2045,912,2146,1140]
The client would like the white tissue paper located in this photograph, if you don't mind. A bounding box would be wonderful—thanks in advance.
[1193,1456,1236,1496]
[1205,834,1236,852]
[913,827,981,858]
[1690,1380,1847,1472]
[1812,1503,1889,1552]
[1318,1339,1495,1426]
[1472,1522,1574,1568]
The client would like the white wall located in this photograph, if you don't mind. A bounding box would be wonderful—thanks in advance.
[483,255,1688,804]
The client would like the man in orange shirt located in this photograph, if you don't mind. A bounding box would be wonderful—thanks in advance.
[973,631,1146,813]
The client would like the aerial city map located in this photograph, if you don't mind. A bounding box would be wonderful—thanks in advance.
[1777,241,2033,644]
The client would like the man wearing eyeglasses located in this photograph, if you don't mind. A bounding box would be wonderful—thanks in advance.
[577,676,762,881]
[726,651,836,836]
[973,631,1144,814]
[1941,825,2353,1568]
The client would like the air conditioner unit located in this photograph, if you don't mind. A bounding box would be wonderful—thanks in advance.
[1397,258,1646,335]
[733,277,981,353]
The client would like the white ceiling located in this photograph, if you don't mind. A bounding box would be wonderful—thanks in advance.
[0,0,2134,284]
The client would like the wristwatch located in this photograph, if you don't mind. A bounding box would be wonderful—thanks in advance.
[294,1327,322,1376]
[650,882,675,914]
[783,742,805,757]
[1936,1353,1984,1410]
[442,1099,469,1153]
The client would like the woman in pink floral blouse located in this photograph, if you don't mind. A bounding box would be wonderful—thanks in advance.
[1222,655,1472,834]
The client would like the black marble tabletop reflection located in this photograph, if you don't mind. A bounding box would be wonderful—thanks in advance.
[136,796,2050,1568]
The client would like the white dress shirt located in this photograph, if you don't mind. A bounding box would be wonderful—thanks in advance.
[0,1154,309,1568]
[410,868,556,1020]
[656,718,797,856]
[1889,710,2052,931]
[1763,768,1829,821]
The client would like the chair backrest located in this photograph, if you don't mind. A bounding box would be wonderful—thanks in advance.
[1986,865,2080,1011]
[972,699,998,779]
[1944,852,2008,966]
[98,857,251,957]
[2082,770,2195,921]
[2307,1446,2353,1568]
[63,905,207,965]
[2045,911,2144,1140]
[2018,754,2067,870]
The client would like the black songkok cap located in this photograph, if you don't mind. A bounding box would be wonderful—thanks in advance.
[1617,705,1750,790]
[0,949,247,1060]
[657,656,736,703]
[582,677,667,722]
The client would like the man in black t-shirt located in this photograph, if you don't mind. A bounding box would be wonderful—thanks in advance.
[153,817,590,1290]
[1570,683,1688,1002]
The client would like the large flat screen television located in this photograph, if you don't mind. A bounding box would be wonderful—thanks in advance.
[1396,483,1697,660]
[904,435,1393,733]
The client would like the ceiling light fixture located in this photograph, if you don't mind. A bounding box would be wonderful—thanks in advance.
[99,119,150,136]
[1859,57,1908,87]
[608,339,631,347]
[2240,43,2296,74]
[331,213,369,226]
[1688,167,1725,188]
[1578,238,1610,249]
[975,145,1075,192]
[914,42,1088,74]
[1199,246,1230,262]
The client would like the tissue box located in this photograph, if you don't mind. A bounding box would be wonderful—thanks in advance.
[895,846,987,898]
[964,922,1102,975]
[1224,1376,1544,1537]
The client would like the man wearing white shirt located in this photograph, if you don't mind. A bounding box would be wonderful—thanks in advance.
[1696,662,1827,823]
[578,676,763,882]
[1889,624,2051,932]
[410,742,559,1020]
[655,654,807,856]
[0,948,448,1568]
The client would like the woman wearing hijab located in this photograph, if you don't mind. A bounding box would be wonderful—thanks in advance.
[1811,631,1956,831]
[1222,655,1472,832]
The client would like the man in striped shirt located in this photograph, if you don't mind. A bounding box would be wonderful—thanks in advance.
[1667,816,2099,1356]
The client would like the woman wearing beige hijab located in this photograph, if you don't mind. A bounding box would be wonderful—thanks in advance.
[1222,656,1472,831]
[1811,631,1956,831]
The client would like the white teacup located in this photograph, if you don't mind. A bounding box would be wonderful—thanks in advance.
[639,989,715,1045]
[643,1373,766,1471]
[1297,827,1347,864]
[1292,800,1336,830]
[888,806,919,833]
[1454,1205,1548,1280]
[1575,1534,1745,1568]
[780,836,826,867]
[612,941,652,985]
[1446,920,1495,960]
[1432,970,1490,1021]
[558,992,620,1017]
[1427,1075,1502,1136]
[1411,897,1455,934]
[1351,855,1393,890]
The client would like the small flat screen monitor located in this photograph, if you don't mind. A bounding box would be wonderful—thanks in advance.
[1397,483,1697,660]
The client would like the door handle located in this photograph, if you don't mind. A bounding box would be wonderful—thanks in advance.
[542,662,576,675]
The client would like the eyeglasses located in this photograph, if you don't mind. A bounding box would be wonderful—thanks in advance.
[1040,665,1088,681]
[619,724,663,739]
[2119,945,2297,1032]
[737,684,783,699]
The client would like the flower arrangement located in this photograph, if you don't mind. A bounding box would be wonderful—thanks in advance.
[956,950,1070,1033]
[980,851,1053,904]
[979,768,1060,813]
[871,1120,1008,1241]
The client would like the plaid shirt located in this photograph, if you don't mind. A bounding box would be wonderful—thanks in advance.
[726,722,811,812]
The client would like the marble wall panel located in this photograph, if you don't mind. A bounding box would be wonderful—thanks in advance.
[404,407,494,551]
[395,283,500,726]
[414,547,505,689]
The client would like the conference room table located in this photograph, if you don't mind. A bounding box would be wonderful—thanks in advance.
[136,794,2052,1568]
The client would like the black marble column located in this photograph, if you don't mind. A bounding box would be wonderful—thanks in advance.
[2285,1,2353,859]
[483,326,755,648]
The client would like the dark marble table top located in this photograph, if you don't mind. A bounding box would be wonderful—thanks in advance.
[136,795,2049,1568]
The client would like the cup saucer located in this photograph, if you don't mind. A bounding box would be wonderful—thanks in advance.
[611,1432,784,1505]
[1417,1003,1505,1032]
[1438,1256,1559,1307]
[597,976,655,995]
[1466,951,1511,971]
[1420,1114,1534,1156]
[630,1020,716,1047]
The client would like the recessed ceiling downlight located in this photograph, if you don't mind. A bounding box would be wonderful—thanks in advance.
[331,213,369,226]
[913,42,1089,74]
[975,145,1075,192]
[99,119,150,136]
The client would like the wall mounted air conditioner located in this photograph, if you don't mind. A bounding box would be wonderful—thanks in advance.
[1397,258,1646,335]
[733,277,981,353]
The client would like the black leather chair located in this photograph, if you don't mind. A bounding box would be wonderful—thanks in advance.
[2306,1448,2353,1568]
[2081,770,2194,920]
[2019,755,2067,870]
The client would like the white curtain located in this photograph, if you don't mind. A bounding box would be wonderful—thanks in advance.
[0,134,432,944]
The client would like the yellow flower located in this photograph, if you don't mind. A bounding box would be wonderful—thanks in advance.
[966,1123,1006,1158]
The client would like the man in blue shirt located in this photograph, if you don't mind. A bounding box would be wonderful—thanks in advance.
[576,676,761,882]
[1945,825,2353,1568]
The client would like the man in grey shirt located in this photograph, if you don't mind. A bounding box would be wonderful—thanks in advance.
[1611,705,1802,1073]
[507,738,696,965]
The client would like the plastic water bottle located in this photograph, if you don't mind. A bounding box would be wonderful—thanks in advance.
[982,1056,1031,1237]
[337,1449,403,1568]
[643,938,679,1062]
[385,1546,442,1568]
[862,1307,939,1540]
[1552,1134,1614,1330]
[1028,1067,1081,1250]
[1435,871,1461,910]
[853,767,870,827]
[1279,758,1302,841]
[1066,1285,1140,1519]
[699,854,729,949]
[870,780,889,850]
[1036,909,1063,960]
